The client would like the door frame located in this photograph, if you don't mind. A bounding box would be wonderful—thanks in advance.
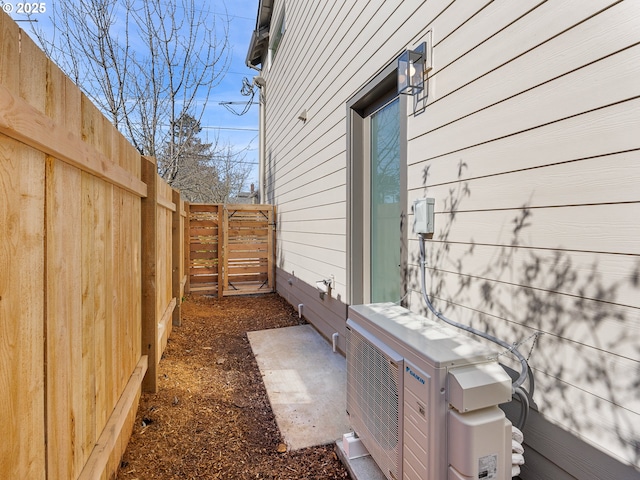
[346,60,408,305]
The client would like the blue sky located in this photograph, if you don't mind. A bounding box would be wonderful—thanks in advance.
[203,0,261,188]
[6,0,261,189]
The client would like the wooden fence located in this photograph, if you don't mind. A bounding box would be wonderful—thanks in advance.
[186,204,275,296]
[0,15,185,480]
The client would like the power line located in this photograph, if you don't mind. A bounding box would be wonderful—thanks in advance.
[200,125,258,132]
[226,70,260,76]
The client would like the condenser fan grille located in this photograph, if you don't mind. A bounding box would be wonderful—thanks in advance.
[347,324,402,480]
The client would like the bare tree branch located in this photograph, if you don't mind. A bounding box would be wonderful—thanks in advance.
[29,0,243,197]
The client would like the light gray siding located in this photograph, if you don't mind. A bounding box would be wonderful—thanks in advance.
[253,0,640,478]
[403,1,640,472]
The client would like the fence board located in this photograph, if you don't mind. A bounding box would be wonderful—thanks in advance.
[0,13,19,90]
[228,243,269,251]
[80,172,97,461]
[156,179,174,359]
[46,158,84,479]
[173,190,185,327]
[0,135,46,480]
[190,251,220,260]
[191,276,220,285]
[220,206,228,297]
[186,204,275,296]
[190,227,219,235]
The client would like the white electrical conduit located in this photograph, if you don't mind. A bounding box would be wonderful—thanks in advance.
[418,236,530,391]
[419,235,530,476]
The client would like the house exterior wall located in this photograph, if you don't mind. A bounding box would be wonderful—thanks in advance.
[250,0,640,478]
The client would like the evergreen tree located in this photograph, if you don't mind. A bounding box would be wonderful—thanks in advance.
[159,113,250,203]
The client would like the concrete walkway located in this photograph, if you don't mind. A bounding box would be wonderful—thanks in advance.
[247,324,351,450]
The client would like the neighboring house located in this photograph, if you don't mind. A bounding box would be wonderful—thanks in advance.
[246,1,639,479]
[231,183,259,204]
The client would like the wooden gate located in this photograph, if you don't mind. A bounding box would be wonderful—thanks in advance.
[186,204,275,296]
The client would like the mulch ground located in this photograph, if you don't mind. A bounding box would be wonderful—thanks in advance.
[117,293,351,480]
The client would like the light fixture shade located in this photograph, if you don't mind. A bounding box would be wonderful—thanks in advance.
[398,46,426,95]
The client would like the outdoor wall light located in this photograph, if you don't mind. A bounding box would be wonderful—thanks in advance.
[398,42,427,95]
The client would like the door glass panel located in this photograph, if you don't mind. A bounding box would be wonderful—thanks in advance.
[370,98,400,302]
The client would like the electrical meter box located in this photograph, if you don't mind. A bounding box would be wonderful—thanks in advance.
[413,197,435,235]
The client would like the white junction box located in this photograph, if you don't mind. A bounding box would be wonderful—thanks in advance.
[413,197,435,235]
[346,303,512,480]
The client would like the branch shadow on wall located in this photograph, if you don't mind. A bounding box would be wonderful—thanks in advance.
[263,148,286,274]
[407,160,640,468]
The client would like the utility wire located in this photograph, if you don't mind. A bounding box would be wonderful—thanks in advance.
[220,77,257,116]
[200,125,258,131]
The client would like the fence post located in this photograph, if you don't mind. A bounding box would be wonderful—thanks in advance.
[140,156,158,393]
[172,189,183,327]
[219,204,227,297]
[183,202,191,295]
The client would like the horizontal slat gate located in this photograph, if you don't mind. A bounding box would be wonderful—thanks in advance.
[224,205,274,296]
[187,204,275,296]
[188,204,222,295]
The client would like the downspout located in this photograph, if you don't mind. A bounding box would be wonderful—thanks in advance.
[251,76,266,204]
[258,83,266,204]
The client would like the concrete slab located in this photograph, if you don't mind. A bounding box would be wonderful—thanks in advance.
[247,324,351,451]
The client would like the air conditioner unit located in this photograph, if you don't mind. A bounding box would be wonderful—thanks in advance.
[346,303,513,480]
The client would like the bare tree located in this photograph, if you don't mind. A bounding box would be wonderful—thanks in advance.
[30,0,235,188]
[209,143,253,203]
[162,114,252,203]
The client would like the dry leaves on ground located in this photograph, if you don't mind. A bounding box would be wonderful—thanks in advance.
[117,294,351,480]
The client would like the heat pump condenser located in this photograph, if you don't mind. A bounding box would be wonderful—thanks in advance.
[346,303,513,480]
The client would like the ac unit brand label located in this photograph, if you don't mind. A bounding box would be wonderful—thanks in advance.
[406,365,426,385]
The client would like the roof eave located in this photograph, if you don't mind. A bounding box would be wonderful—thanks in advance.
[246,27,270,69]
[245,0,274,69]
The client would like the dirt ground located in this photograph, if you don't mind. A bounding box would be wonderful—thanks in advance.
[117,294,351,480]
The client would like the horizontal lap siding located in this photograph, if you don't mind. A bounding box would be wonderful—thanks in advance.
[407,0,640,472]
[409,242,640,315]
[264,0,447,305]
[418,270,639,407]
[410,100,640,188]
[277,229,345,254]
[412,46,639,160]
[276,267,349,353]
[265,0,438,297]
[413,152,640,208]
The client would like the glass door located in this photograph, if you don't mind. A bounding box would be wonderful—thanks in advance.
[369,98,400,302]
